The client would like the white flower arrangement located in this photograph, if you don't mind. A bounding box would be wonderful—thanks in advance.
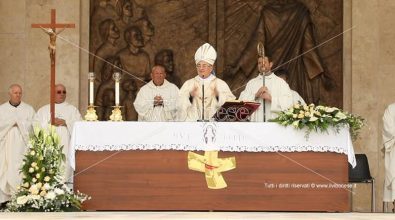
[270,103,365,140]
[4,126,90,212]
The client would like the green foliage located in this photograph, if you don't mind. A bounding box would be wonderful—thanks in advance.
[5,126,89,212]
[269,103,365,140]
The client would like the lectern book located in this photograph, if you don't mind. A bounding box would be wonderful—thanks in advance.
[212,100,260,122]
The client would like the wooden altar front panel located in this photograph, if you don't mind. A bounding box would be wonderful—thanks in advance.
[74,151,350,212]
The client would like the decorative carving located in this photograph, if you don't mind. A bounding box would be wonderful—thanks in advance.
[95,57,116,120]
[222,0,342,106]
[102,88,115,120]
[121,79,138,121]
[93,19,120,84]
[155,49,181,87]
[89,0,343,121]
[116,25,150,88]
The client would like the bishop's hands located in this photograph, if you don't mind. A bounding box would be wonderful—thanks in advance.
[255,86,272,102]
[213,87,219,101]
[189,85,219,101]
[190,86,199,98]
[153,95,163,107]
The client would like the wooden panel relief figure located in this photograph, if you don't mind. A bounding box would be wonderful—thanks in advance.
[223,0,342,107]
[258,0,331,105]
[89,0,342,118]
[155,49,181,88]
[114,0,147,50]
[115,26,150,90]
[95,58,116,120]
[90,0,118,62]
[93,19,120,85]
[122,79,138,121]
[90,0,209,120]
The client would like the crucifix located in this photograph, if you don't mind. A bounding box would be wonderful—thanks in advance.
[31,9,75,125]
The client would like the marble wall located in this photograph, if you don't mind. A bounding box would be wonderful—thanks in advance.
[0,0,80,110]
[1,0,395,212]
[346,0,395,212]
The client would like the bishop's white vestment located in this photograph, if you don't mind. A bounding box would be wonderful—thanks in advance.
[178,75,235,121]
[239,73,293,122]
[0,102,35,203]
[35,102,81,184]
[134,80,179,121]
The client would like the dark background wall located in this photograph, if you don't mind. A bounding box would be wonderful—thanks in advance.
[89,0,343,120]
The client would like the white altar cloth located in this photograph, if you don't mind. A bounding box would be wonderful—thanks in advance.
[70,122,355,169]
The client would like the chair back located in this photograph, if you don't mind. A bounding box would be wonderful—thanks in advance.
[349,154,373,182]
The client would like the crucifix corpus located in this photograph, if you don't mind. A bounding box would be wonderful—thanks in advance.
[31,9,75,125]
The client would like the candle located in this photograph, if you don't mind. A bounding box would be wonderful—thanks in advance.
[88,72,95,106]
[112,72,121,106]
[115,81,120,105]
[89,81,94,105]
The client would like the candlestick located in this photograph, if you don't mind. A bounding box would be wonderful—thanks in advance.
[84,105,98,121]
[113,72,121,106]
[110,72,123,121]
[109,106,123,121]
[84,72,98,121]
[88,72,95,105]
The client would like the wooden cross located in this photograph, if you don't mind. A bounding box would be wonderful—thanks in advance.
[31,9,75,125]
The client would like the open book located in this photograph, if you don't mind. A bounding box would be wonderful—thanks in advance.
[212,100,260,122]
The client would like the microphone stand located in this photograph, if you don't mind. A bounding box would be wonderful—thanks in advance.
[202,83,205,121]
[198,80,209,122]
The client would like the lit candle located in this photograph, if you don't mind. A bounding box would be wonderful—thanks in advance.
[89,81,94,105]
[112,72,121,106]
[115,81,120,106]
[88,72,95,106]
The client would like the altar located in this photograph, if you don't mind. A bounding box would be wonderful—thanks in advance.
[70,122,355,212]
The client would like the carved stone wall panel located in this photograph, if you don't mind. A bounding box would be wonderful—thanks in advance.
[89,0,210,120]
[89,0,343,120]
[222,0,343,107]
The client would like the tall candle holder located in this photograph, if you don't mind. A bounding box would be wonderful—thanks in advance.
[109,72,123,121]
[84,72,98,121]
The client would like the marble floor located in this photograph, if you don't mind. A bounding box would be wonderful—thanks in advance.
[0,212,394,220]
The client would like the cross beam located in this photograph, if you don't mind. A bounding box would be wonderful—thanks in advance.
[31,9,75,125]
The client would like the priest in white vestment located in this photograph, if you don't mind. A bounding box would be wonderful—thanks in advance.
[383,102,395,203]
[276,69,306,105]
[134,65,179,121]
[178,43,236,121]
[291,90,306,105]
[239,56,293,121]
[0,84,35,203]
[35,84,81,184]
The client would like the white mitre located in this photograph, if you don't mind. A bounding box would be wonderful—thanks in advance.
[194,43,217,65]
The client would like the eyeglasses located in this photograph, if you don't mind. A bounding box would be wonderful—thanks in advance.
[56,91,67,94]
[196,64,212,69]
